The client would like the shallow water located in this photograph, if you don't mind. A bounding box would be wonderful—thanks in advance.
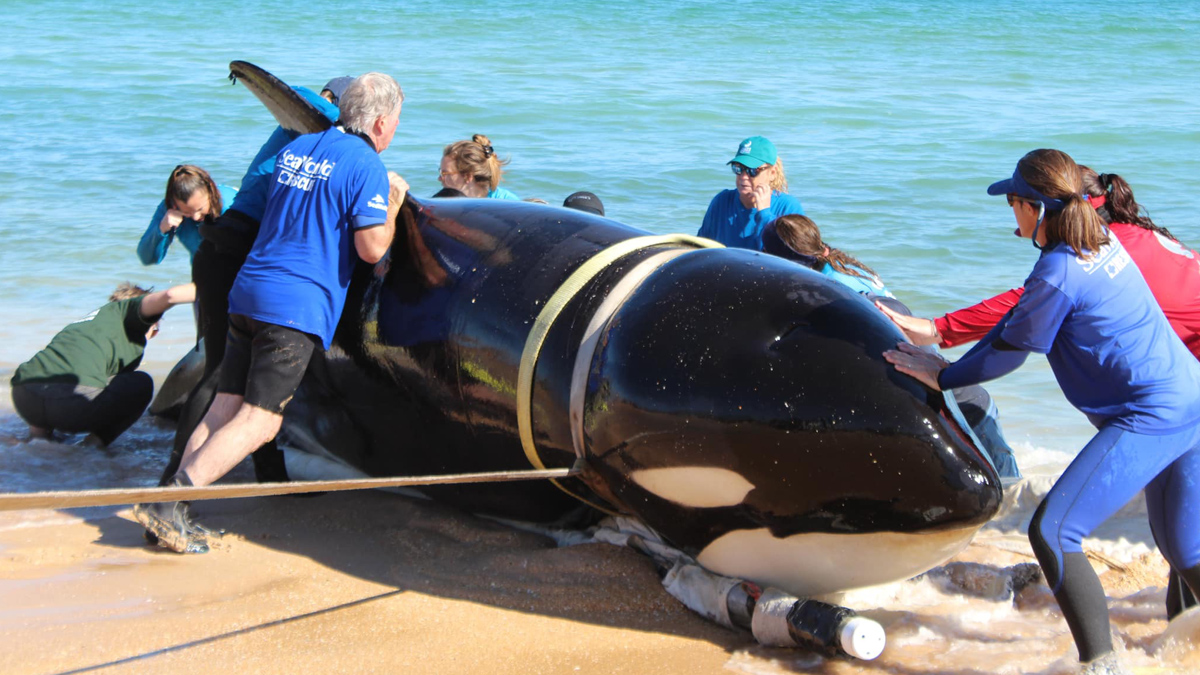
[2,1,1200,671]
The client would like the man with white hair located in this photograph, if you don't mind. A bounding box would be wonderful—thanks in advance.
[136,72,409,553]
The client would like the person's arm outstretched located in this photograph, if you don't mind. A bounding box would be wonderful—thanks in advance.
[138,283,196,320]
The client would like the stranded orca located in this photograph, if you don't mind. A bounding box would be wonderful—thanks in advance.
[227,61,1003,599]
[279,196,1002,598]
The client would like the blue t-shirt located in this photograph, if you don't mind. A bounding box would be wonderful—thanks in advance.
[228,128,389,348]
[228,87,341,223]
[820,263,895,298]
[138,184,238,265]
[1001,239,1200,433]
[697,189,804,250]
[487,187,520,200]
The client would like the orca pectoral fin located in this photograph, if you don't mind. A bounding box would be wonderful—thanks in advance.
[228,60,332,135]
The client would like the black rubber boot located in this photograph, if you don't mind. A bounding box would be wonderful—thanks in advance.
[133,474,213,554]
[1170,564,1200,620]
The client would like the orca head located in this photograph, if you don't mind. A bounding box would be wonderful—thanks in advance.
[580,248,1002,595]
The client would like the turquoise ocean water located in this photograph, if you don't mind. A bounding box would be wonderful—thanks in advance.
[1,0,1199,467]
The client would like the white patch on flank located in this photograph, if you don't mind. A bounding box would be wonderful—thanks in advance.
[697,526,978,598]
[629,466,755,508]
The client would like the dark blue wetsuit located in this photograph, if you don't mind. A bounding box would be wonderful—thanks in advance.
[940,238,1200,662]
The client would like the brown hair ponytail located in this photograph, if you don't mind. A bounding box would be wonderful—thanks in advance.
[1016,150,1109,257]
[165,164,222,224]
[772,214,878,279]
[1080,166,1179,242]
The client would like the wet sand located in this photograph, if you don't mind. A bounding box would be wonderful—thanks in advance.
[3,474,1200,675]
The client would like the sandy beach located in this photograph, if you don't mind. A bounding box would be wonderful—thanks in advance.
[2,438,1199,675]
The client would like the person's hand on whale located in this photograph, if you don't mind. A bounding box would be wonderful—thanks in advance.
[883,342,947,391]
[875,301,941,346]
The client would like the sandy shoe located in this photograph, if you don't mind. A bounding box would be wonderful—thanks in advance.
[133,500,209,554]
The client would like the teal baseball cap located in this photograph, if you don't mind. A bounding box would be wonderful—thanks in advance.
[728,136,778,168]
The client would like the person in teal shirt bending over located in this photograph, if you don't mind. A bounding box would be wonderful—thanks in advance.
[137,165,236,265]
[697,136,804,249]
[437,134,519,199]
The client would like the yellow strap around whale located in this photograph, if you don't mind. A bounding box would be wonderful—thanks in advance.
[516,234,723,472]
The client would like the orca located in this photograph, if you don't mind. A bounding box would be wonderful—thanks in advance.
[226,61,1003,599]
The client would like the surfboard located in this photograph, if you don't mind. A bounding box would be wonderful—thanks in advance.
[228,60,332,136]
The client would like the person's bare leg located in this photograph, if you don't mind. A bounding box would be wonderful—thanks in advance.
[181,392,243,462]
[178,402,283,486]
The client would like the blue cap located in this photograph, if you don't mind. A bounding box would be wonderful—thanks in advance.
[321,76,356,107]
[987,164,1066,211]
[728,136,778,169]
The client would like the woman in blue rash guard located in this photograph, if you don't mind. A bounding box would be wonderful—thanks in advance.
[697,136,804,250]
[137,164,236,266]
[884,149,1200,675]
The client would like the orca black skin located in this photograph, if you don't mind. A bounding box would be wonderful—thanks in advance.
[279,197,1003,595]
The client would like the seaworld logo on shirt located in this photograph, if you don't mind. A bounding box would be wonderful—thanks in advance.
[276,149,337,192]
[368,193,387,211]
[1076,242,1132,279]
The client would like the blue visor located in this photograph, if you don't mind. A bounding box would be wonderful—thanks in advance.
[987,165,1066,211]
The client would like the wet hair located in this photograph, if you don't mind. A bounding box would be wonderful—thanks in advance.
[338,72,403,137]
[165,165,222,223]
[443,134,510,192]
[1080,165,1178,243]
[110,282,152,302]
[1017,149,1109,257]
[768,214,877,279]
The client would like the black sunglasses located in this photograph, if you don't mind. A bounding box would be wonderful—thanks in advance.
[1006,194,1040,207]
[731,164,769,178]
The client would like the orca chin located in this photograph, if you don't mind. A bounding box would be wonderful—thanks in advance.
[696,527,980,598]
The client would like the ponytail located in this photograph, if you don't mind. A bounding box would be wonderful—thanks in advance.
[1099,172,1178,242]
[1053,193,1110,256]
[769,214,878,279]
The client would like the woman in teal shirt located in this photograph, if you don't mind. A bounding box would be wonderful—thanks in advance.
[138,164,237,265]
[437,134,519,200]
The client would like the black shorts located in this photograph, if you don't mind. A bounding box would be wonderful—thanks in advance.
[216,314,321,414]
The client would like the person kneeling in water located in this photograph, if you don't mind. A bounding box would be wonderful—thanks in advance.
[761,214,1020,479]
[10,282,195,447]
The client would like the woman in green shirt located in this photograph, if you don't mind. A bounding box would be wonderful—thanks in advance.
[11,282,195,447]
